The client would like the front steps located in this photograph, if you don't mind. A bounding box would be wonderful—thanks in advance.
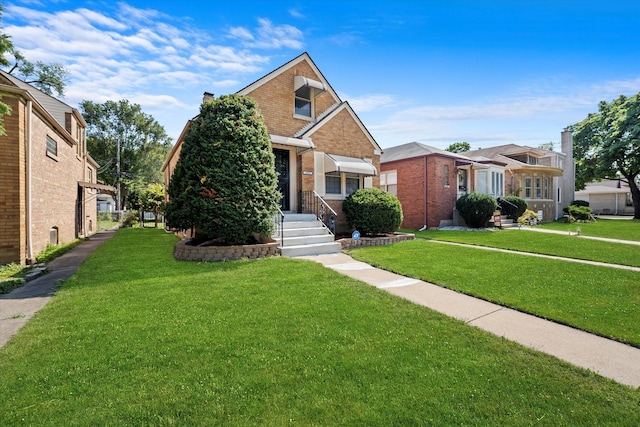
[275,213,342,257]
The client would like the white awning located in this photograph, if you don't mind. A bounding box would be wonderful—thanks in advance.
[294,75,327,95]
[78,181,116,192]
[324,154,377,176]
[270,134,314,149]
[454,159,490,169]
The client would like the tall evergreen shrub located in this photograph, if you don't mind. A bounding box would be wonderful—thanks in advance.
[165,95,280,244]
[497,196,527,219]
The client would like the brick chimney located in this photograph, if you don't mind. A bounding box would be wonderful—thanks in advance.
[203,92,214,103]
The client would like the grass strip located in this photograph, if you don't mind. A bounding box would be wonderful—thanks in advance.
[412,228,640,267]
[348,239,640,348]
[537,218,640,241]
[0,229,638,425]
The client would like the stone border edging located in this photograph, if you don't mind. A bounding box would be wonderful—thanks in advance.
[338,233,415,250]
[174,240,280,262]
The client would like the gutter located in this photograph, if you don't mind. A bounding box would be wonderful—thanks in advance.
[26,99,34,264]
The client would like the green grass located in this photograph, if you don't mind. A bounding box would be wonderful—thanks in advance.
[348,240,640,348]
[35,239,84,263]
[411,228,640,267]
[537,218,640,241]
[1,229,639,425]
[0,262,25,294]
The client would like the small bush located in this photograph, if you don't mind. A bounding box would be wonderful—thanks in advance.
[455,193,498,228]
[497,196,527,220]
[564,205,592,221]
[572,200,590,207]
[518,209,539,225]
[121,211,139,228]
[343,188,403,236]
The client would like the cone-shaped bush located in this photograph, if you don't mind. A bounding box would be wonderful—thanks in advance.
[165,95,280,244]
[456,193,498,228]
[343,188,403,236]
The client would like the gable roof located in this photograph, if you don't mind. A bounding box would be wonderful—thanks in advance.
[0,69,85,129]
[236,52,341,105]
[295,101,381,153]
[381,142,472,163]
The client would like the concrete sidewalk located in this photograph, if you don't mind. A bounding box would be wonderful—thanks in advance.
[0,229,116,348]
[300,252,640,389]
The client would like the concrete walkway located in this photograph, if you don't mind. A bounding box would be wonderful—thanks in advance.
[300,252,640,389]
[0,230,116,348]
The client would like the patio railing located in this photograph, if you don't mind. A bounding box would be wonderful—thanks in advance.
[299,191,337,235]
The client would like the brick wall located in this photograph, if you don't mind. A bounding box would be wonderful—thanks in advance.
[381,154,458,230]
[382,157,425,229]
[0,95,26,264]
[246,61,336,138]
[0,91,93,265]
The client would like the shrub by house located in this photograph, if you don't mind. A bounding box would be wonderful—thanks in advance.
[456,193,498,228]
[342,188,403,236]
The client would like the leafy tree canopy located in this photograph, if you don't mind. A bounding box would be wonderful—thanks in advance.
[445,141,471,153]
[571,93,640,219]
[80,99,173,209]
[538,141,555,151]
[165,94,280,244]
[0,2,68,133]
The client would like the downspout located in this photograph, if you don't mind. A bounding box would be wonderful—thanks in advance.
[423,156,427,230]
[26,99,34,264]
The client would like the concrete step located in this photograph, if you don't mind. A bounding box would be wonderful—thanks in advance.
[282,213,318,222]
[282,220,324,229]
[281,234,335,247]
[280,226,329,238]
[280,241,342,257]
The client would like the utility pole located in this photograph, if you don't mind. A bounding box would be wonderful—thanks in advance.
[116,137,121,215]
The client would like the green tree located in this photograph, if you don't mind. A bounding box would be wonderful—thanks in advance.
[0,2,68,133]
[445,141,471,153]
[165,94,280,244]
[571,93,640,219]
[538,141,555,151]
[139,183,165,228]
[80,99,173,211]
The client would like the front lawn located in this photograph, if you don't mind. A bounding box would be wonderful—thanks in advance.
[348,239,640,348]
[0,229,638,425]
[537,218,640,241]
[412,228,640,267]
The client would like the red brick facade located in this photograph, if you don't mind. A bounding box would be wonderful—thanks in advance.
[0,73,98,265]
[382,154,459,229]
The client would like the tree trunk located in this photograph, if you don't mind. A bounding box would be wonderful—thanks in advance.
[625,174,640,219]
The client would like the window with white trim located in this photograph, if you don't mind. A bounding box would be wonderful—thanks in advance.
[380,171,397,195]
[491,171,504,197]
[525,177,532,198]
[535,177,542,198]
[324,172,363,198]
[46,135,57,157]
[295,86,313,118]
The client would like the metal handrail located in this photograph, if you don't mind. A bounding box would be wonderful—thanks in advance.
[299,191,337,235]
[272,206,285,247]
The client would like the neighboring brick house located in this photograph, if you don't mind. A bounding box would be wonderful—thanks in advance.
[380,131,575,229]
[462,131,575,222]
[380,142,506,229]
[163,53,381,234]
[0,70,105,265]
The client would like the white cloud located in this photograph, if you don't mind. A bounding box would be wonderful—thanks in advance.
[229,18,304,49]
[342,93,397,112]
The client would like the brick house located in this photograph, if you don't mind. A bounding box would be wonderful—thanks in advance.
[380,131,575,229]
[380,142,507,229]
[462,131,575,222]
[163,53,381,236]
[0,70,105,265]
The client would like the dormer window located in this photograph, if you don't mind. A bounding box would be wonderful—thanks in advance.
[293,75,326,120]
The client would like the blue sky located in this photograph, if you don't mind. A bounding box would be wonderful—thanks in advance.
[4,0,640,150]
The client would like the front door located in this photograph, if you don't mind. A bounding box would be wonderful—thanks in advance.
[274,149,290,210]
